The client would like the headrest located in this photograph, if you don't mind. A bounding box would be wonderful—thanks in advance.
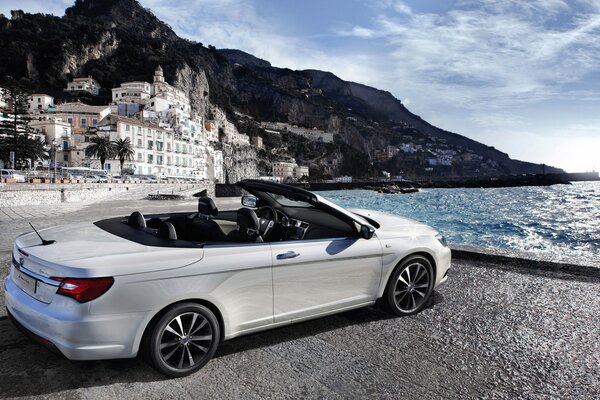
[128,211,146,228]
[198,197,218,217]
[237,207,259,231]
[157,221,177,240]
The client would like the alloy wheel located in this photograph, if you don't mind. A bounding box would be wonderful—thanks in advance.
[394,262,431,312]
[158,312,214,370]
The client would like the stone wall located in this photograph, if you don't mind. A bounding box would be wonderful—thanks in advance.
[0,183,214,207]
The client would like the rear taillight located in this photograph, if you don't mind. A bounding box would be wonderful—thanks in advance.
[51,277,114,303]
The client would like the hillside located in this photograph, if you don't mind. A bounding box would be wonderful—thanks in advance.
[0,0,563,179]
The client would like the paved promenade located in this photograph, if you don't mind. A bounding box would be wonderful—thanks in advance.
[0,197,598,399]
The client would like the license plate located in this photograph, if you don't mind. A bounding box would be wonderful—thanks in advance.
[14,268,37,295]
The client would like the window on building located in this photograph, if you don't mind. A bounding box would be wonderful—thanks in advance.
[37,98,41,103]
[147,154,153,163]
[92,118,98,126]
[125,124,130,131]
[80,118,87,128]
[148,140,153,150]
[63,141,68,150]
[62,128,68,136]
[138,153,142,161]
[137,138,142,146]
[67,117,73,125]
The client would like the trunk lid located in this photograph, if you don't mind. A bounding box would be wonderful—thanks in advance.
[14,222,204,279]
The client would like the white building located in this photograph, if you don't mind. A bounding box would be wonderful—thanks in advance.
[334,176,353,183]
[64,76,101,96]
[294,165,309,179]
[0,87,6,109]
[272,161,309,181]
[147,65,191,125]
[28,94,54,113]
[111,81,152,104]
[209,148,224,182]
[30,116,72,166]
[95,115,201,178]
[261,122,334,143]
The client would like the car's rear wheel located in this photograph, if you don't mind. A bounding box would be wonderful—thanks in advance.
[147,303,220,377]
[384,255,434,316]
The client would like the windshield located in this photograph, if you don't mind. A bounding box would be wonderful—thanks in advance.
[267,192,314,208]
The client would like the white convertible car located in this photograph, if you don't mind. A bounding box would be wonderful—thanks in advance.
[5,180,451,377]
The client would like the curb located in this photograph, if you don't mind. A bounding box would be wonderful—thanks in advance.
[452,248,600,280]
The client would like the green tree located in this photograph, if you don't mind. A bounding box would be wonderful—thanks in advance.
[0,76,46,168]
[114,137,135,174]
[85,135,116,170]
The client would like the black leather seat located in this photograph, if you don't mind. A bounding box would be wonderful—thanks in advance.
[128,211,146,228]
[188,197,228,242]
[157,221,178,240]
[227,208,264,243]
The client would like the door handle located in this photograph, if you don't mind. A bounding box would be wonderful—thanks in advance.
[276,251,300,260]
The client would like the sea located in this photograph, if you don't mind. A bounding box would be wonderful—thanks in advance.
[320,181,600,267]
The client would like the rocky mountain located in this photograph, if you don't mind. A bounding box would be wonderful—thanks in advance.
[0,0,563,179]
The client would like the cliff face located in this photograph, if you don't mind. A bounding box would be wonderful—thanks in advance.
[0,0,563,178]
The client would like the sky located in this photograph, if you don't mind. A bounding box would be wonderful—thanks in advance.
[2,0,600,172]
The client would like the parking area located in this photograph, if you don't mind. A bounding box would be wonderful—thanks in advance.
[0,198,599,399]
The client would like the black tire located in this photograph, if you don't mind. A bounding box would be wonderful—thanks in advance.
[146,303,220,377]
[383,255,435,316]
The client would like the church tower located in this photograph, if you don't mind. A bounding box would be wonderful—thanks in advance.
[153,65,165,83]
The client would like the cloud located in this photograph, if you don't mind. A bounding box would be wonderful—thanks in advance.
[0,0,72,17]
[338,0,600,110]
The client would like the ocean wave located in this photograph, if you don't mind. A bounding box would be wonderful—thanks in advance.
[320,181,600,265]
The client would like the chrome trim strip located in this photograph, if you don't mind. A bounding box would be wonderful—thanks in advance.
[12,258,61,287]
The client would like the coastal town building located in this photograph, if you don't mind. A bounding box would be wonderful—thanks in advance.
[334,176,353,183]
[30,116,72,167]
[112,81,152,104]
[10,65,261,181]
[51,102,111,134]
[272,161,309,181]
[94,114,214,178]
[374,145,399,161]
[64,76,101,96]
[251,136,263,149]
[28,94,54,113]
[0,87,6,110]
[260,121,334,143]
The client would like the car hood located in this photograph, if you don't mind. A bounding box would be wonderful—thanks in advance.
[14,222,203,278]
[348,208,438,238]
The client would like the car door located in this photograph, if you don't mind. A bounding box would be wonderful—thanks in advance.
[200,242,274,336]
[271,236,382,323]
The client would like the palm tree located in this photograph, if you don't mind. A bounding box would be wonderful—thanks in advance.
[0,135,48,168]
[85,135,116,170]
[114,138,135,174]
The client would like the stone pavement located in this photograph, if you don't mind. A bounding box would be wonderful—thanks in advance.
[0,197,598,399]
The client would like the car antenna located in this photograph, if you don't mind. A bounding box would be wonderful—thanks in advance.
[29,222,55,245]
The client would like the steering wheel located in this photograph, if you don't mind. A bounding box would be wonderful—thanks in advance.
[257,206,278,224]
[257,206,278,239]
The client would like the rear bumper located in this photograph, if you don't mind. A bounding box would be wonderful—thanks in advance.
[4,275,148,360]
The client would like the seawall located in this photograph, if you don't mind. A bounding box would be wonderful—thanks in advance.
[0,183,213,207]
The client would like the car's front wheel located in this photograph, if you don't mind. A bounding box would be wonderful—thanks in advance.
[384,255,434,316]
[146,303,220,377]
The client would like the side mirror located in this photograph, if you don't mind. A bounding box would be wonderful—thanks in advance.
[360,225,375,240]
[241,195,258,208]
